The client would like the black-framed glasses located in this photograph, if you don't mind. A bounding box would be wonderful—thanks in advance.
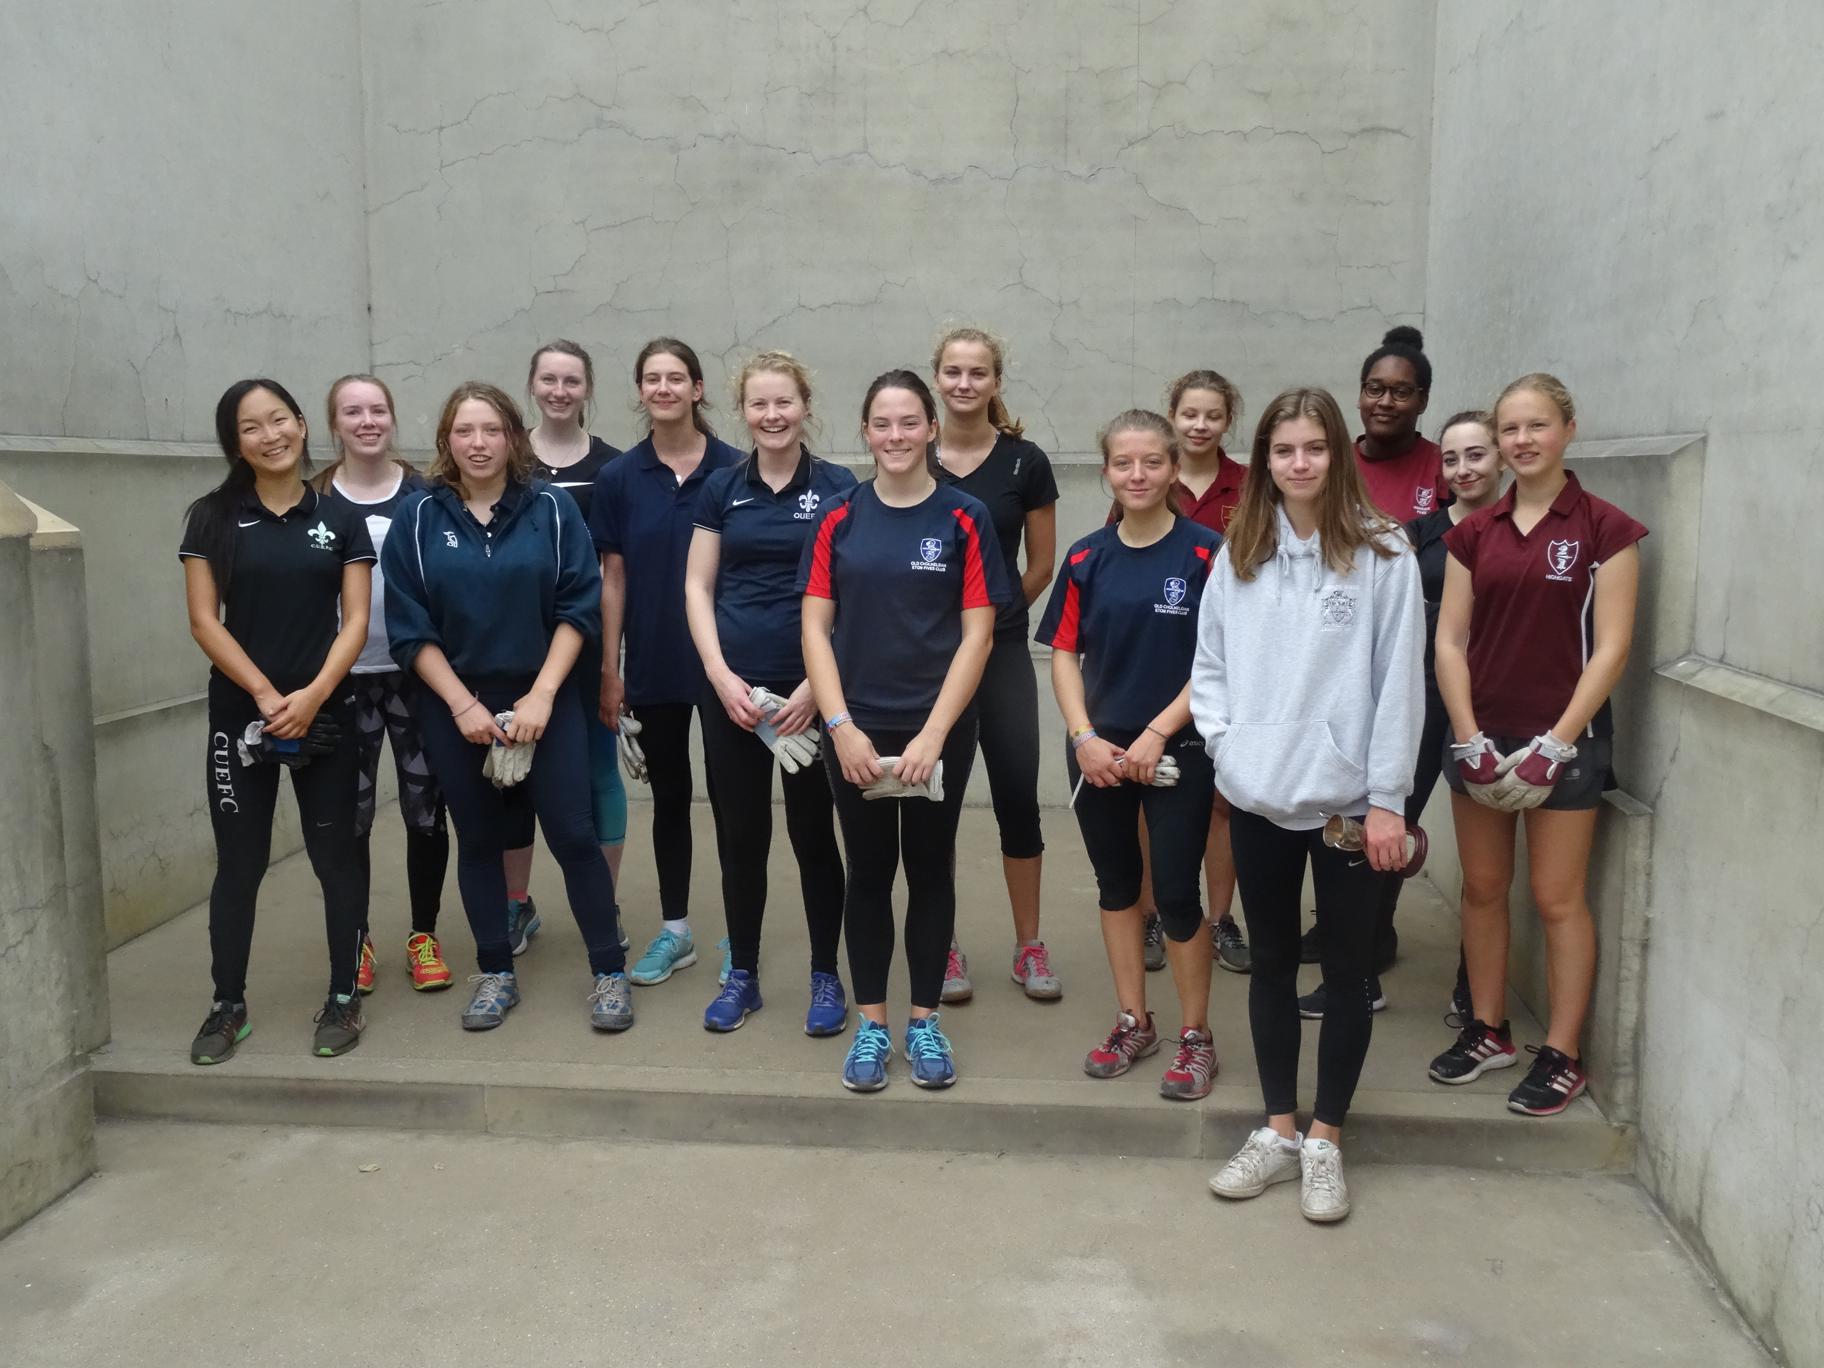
[1361,380,1422,402]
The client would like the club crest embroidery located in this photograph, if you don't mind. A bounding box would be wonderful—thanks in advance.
[919,537,942,563]
[1164,576,1186,607]
[307,521,336,550]
[445,531,459,548]
[1319,587,1356,629]
[1413,485,1436,514]
[1546,539,1581,582]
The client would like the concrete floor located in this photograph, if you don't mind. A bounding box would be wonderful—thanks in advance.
[0,1120,1767,1368]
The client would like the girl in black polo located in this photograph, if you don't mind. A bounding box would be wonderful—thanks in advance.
[931,327,1060,1004]
[179,378,376,1065]
[799,370,1009,1093]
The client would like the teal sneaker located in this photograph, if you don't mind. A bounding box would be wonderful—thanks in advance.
[905,1014,957,1089]
[717,936,732,986]
[507,897,541,956]
[841,1019,893,1092]
[629,928,698,985]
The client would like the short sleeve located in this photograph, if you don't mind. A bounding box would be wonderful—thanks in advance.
[1034,541,1088,650]
[695,467,730,535]
[178,504,211,562]
[337,504,376,563]
[956,503,1009,609]
[1443,512,1485,571]
[588,463,623,554]
[1019,442,1059,511]
[796,497,851,599]
[1592,501,1648,561]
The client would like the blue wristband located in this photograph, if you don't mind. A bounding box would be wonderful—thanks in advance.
[826,712,851,732]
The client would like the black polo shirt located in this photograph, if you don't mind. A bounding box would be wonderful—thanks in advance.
[533,434,623,525]
[938,433,1057,638]
[1404,506,1454,695]
[695,448,858,684]
[180,484,376,694]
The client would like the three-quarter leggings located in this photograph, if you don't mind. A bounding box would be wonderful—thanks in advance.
[826,720,978,1007]
[416,679,625,978]
[350,670,448,936]
[1231,806,1381,1127]
[699,681,845,977]
[972,633,1045,859]
[203,675,366,1002]
[627,700,713,922]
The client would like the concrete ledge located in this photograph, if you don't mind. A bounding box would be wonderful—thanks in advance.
[1658,653,1824,736]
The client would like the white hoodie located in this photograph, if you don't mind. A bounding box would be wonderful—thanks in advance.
[1190,506,1424,830]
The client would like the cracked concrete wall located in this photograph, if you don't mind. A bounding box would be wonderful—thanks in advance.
[1426,5,1824,1361]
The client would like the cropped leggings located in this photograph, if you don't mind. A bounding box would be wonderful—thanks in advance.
[826,720,978,1008]
[1068,729,1213,940]
[972,633,1045,859]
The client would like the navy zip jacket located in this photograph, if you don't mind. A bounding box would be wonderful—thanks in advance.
[383,478,602,682]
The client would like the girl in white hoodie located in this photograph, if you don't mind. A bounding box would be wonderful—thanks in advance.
[1194,386,1424,1223]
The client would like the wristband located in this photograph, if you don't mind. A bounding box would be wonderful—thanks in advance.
[452,697,480,721]
[825,712,851,732]
[1144,724,1168,741]
[1070,727,1098,752]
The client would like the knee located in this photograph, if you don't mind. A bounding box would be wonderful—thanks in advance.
[1460,870,1513,909]
[1159,906,1204,943]
[1531,887,1590,928]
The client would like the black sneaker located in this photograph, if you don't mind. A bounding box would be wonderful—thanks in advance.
[507,896,541,956]
[1298,921,1322,964]
[190,1001,250,1065]
[1212,915,1250,973]
[312,993,366,1057]
[1427,1017,1518,1084]
[1297,978,1387,1019]
[1448,948,1472,1020]
[1142,912,1167,972]
[1506,1045,1588,1116]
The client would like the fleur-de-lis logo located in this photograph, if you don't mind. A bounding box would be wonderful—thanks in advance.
[308,521,335,549]
[798,489,820,515]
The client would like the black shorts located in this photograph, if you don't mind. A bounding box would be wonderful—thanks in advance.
[1441,733,1612,812]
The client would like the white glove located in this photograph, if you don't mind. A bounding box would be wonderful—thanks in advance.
[1449,732,1506,810]
[861,756,945,802]
[1489,733,1578,811]
[618,709,649,784]
[482,712,536,788]
[1148,755,1180,788]
[749,687,821,774]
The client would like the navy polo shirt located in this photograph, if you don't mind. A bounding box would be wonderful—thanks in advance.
[695,448,858,684]
[1035,518,1219,737]
[589,433,745,706]
[797,481,1010,732]
[533,434,622,526]
[179,484,376,694]
[937,433,1057,639]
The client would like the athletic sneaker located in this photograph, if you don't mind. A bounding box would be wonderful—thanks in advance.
[1159,1026,1217,1100]
[1142,913,1167,972]
[841,1020,893,1092]
[904,1014,957,1089]
[1299,921,1322,964]
[940,940,973,1003]
[1507,1045,1588,1116]
[589,972,635,1032]
[355,934,377,994]
[1213,916,1251,974]
[1083,1010,1160,1079]
[703,970,762,1032]
[629,928,697,985]
[405,933,453,991]
[716,937,732,986]
[1299,1138,1351,1222]
[312,993,365,1057]
[1297,978,1388,1019]
[190,1001,249,1066]
[805,972,849,1037]
[506,897,541,956]
[1427,1017,1518,1084]
[1011,942,1062,1000]
[460,971,521,1030]
[616,914,630,952]
[1208,1127,1303,1199]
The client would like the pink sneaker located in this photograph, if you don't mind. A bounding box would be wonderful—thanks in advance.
[1083,1010,1160,1078]
[940,940,973,1003]
[1160,1026,1217,1100]
[1010,941,1063,1000]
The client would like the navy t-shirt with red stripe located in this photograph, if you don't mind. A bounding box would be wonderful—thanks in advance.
[1035,518,1221,737]
[796,480,1010,731]
[1444,472,1647,739]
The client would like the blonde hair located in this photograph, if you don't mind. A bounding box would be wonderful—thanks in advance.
[932,326,1024,438]
[1493,372,1576,425]
[427,382,537,497]
[313,373,413,491]
[1223,387,1402,581]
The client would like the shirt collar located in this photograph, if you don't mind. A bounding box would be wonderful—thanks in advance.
[1492,471,1582,522]
[745,445,814,491]
[237,484,316,521]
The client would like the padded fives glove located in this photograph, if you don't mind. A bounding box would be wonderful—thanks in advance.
[482,712,535,788]
[860,756,945,802]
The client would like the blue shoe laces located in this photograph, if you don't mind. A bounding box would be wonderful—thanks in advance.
[711,975,753,1009]
[810,974,844,1008]
[906,1017,952,1061]
[847,1022,891,1067]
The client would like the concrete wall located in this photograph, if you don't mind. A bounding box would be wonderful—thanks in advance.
[1426,5,1824,1361]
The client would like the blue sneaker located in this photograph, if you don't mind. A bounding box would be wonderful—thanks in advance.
[905,1014,957,1089]
[703,970,762,1032]
[589,972,634,1032]
[841,1020,893,1092]
[460,972,520,1030]
[717,937,732,986]
[805,972,849,1037]
[629,928,697,985]
[506,897,541,956]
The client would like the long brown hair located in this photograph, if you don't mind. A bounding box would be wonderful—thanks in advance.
[634,337,715,436]
[1223,387,1401,581]
[527,339,596,426]
[932,326,1024,439]
[313,373,415,492]
[427,382,537,497]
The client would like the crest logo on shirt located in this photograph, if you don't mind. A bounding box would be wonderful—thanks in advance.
[1163,577,1187,607]
[1319,587,1357,629]
[1413,486,1436,514]
[919,537,942,563]
[1546,539,1580,582]
[307,521,336,550]
[445,531,459,548]
[795,489,820,521]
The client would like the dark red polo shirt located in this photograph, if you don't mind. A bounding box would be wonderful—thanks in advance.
[1444,472,1647,739]
[1105,451,1247,533]
[1354,434,1444,521]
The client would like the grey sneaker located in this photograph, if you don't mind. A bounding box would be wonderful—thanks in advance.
[1209,1126,1303,1199]
[940,940,973,1003]
[1010,942,1062,1000]
[311,993,365,1057]
[1142,913,1167,972]
[589,971,635,1032]
[460,971,521,1030]
[1213,915,1251,973]
[1299,1138,1351,1222]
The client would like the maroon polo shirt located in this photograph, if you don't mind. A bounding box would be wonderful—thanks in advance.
[1444,472,1647,739]
[1105,451,1247,533]
[1354,434,1444,521]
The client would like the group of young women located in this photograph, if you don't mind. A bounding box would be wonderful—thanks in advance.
[179,324,1644,1222]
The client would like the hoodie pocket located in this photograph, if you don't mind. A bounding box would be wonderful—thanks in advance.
[1213,721,1366,821]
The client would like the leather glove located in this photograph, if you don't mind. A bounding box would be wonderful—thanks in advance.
[304,714,342,756]
[236,720,311,770]
[618,709,649,784]
[481,712,536,788]
[1449,732,1505,809]
[1489,733,1578,811]
[861,756,945,802]
[750,687,821,774]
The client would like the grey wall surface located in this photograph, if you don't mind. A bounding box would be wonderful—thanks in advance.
[1427,5,1823,1361]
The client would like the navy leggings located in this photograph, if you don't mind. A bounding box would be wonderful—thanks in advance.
[416,679,625,977]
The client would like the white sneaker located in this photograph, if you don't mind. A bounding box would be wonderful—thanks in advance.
[1208,1127,1303,1199]
[1299,1138,1351,1223]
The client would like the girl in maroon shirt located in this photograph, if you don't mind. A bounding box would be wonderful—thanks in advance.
[1354,327,1445,522]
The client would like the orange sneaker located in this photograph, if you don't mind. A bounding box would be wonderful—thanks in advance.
[406,932,453,991]
[355,934,377,994]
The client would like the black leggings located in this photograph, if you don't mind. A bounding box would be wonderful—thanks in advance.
[204,675,365,1002]
[972,633,1045,859]
[1231,807,1380,1128]
[1374,687,1449,936]
[700,683,845,977]
[826,720,978,1008]
[629,701,712,922]
[350,670,448,936]
[1068,729,1212,941]
[416,680,624,978]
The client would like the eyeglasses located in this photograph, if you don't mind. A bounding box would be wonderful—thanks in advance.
[1361,381,1422,402]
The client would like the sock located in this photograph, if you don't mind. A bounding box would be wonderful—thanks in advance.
[1017,938,1042,948]
[335,993,353,1005]
[663,918,690,937]
[507,889,529,904]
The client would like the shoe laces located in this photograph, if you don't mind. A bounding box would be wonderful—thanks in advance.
[589,973,628,1008]
[810,974,843,1008]
[906,1018,952,1060]
[644,930,685,958]
[1169,1031,1210,1073]
[314,995,358,1027]
[1143,916,1163,946]
[1521,1044,1573,1082]
[1229,1130,1283,1180]
[1443,1009,1471,1032]
[411,936,442,967]
[467,973,514,1009]
[1015,943,1053,978]
[199,1003,239,1037]
[1215,918,1243,949]
[1304,1145,1344,1199]
[944,947,968,981]
[709,975,750,1008]
[848,1023,892,1065]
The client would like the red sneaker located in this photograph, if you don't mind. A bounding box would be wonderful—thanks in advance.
[1083,1010,1160,1078]
[406,932,453,992]
[1160,1026,1217,1100]
[355,934,377,995]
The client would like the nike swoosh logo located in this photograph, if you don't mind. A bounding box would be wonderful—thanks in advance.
[730,497,756,507]
[238,519,262,527]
